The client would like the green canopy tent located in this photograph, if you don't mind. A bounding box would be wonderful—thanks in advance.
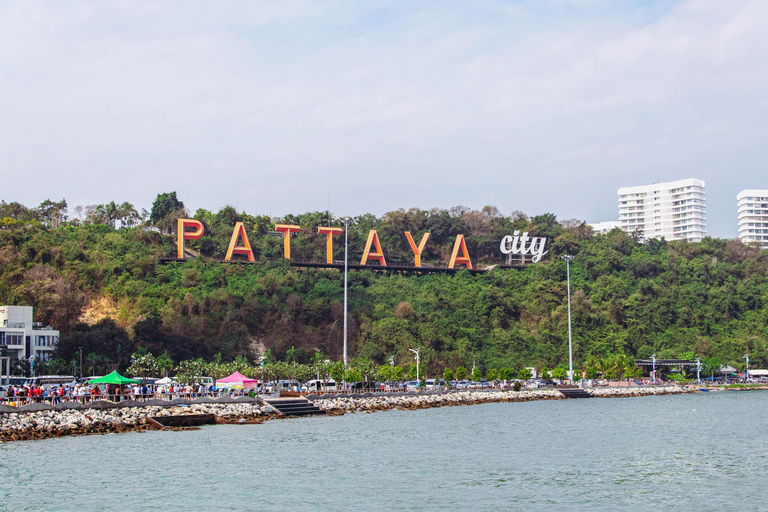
[88,371,140,385]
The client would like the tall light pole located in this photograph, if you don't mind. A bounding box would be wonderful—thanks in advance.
[341,217,352,369]
[745,354,750,382]
[561,255,574,384]
[79,347,84,379]
[409,348,420,383]
[696,357,701,383]
[652,353,656,383]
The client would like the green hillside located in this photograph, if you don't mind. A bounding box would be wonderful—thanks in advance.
[2,196,767,377]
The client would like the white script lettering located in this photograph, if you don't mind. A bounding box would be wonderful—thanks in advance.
[500,232,548,263]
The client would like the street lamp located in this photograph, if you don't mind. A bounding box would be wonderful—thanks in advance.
[652,353,656,383]
[341,217,352,369]
[79,347,84,379]
[561,255,574,384]
[409,348,420,383]
[745,354,750,382]
[696,357,701,383]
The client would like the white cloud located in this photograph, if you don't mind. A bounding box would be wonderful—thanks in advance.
[0,0,765,236]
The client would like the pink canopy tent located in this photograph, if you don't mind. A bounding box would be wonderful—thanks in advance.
[216,371,260,389]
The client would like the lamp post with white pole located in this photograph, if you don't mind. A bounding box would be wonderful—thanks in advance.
[409,348,420,383]
[745,354,750,382]
[652,353,656,383]
[561,255,574,384]
[341,217,352,369]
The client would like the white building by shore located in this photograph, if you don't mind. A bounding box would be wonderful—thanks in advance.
[0,306,59,362]
[737,190,768,249]
[617,178,707,242]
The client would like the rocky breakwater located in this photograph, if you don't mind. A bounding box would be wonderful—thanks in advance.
[314,389,564,415]
[587,386,690,398]
[312,385,702,416]
[0,402,273,443]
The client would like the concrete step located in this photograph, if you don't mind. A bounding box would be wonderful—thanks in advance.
[261,397,326,416]
[557,387,592,398]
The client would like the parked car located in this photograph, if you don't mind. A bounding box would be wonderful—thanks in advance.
[348,381,378,391]
[305,379,337,392]
[455,380,471,389]
[425,379,447,390]
[273,380,302,392]
[405,381,420,391]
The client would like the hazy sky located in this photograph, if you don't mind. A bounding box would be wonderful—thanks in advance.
[1,0,766,238]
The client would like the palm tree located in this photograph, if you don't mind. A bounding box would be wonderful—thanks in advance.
[157,352,173,378]
[615,354,635,380]
[596,357,612,378]
[87,352,99,376]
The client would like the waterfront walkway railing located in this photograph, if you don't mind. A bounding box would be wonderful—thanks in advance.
[0,392,244,408]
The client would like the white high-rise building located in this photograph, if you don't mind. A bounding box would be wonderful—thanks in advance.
[617,179,707,242]
[737,190,768,249]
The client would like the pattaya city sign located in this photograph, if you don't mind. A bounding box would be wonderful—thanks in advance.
[499,231,548,263]
[176,219,548,269]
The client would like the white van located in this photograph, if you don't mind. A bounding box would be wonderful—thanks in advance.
[425,379,446,390]
[305,379,337,392]
[273,380,302,392]
[25,375,77,391]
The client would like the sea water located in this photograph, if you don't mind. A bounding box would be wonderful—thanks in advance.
[1,391,767,511]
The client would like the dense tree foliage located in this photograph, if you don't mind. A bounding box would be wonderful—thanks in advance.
[1,197,767,377]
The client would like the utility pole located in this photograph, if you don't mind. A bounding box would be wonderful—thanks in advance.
[341,217,351,369]
[561,255,574,384]
[409,348,420,383]
[79,347,83,379]
[745,354,750,382]
[652,353,656,383]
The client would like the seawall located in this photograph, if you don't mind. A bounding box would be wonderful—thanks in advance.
[312,385,691,415]
[1,385,701,443]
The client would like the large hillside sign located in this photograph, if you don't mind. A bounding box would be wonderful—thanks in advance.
[175,219,548,272]
[499,231,548,263]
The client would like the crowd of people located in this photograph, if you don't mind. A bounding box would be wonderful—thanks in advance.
[0,382,248,406]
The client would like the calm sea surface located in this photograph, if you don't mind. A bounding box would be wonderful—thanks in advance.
[1,391,767,511]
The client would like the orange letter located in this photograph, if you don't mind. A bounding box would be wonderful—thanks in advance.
[225,222,255,262]
[360,230,387,266]
[318,227,343,264]
[449,234,473,269]
[405,231,430,268]
[274,224,301,259]
[177,218,204,259]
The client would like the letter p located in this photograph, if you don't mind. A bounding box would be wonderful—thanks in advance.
[177,219,204,259]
